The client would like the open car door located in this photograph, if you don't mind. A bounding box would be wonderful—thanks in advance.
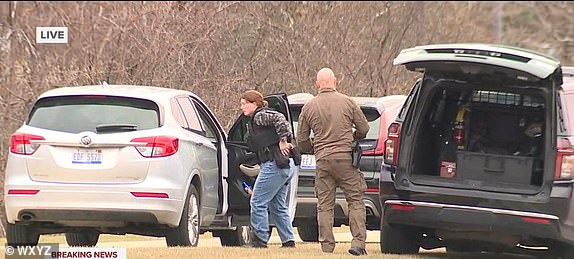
[225,93,298,225]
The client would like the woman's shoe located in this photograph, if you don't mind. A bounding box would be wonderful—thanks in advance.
[250,232,268,248]
[281,240,295,248]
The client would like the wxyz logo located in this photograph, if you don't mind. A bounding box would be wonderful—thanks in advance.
[4,245,53,256]
[18,245,52,255]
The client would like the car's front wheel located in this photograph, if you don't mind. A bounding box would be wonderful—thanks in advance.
[6,223,40,247]
[65,231,100,247]
[297,221,318,242]
[380,221,421,254]
[219,225,251,247]
[166,185,200,247]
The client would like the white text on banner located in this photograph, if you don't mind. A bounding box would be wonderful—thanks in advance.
[50,247,127,259]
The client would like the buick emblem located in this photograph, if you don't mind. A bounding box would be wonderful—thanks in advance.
[80,136,92,146]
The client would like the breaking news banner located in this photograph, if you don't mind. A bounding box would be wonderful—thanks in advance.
[4,243,127,259]
[36,27,68,44]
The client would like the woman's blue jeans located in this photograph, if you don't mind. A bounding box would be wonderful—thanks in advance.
[250,159,295,243]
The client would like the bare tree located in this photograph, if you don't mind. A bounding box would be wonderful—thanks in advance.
[0,1,569,237]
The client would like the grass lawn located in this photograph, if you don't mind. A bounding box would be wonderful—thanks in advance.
[124,244,439,259]
[0,226,341,244]
[0,233,163,244]
[0,228,528,259]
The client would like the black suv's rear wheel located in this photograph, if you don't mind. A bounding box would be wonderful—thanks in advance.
[219,225,251,247]
[6,223,40,247]
[166,185,200,247]
[65,231,100,247]
[297,221,318,242]
[380,221,421,254]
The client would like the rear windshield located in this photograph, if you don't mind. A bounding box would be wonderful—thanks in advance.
[27,96,160,133]
[290,105,380,139]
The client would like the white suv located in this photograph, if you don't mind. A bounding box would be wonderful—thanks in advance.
[4,84,298,247]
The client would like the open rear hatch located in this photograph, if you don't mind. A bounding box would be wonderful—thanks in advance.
[393,44,562,196]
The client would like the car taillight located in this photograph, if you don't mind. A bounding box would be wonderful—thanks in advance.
[383,122,402,166]
[556,151,574,179]
[10,133,45,155]
[390,204,415,211]
[556,138,574,179]
[131,192,169,198]
[366,186,379,193]
[521,216,551,225]
[131,136,179,158]
[7,189,40,195]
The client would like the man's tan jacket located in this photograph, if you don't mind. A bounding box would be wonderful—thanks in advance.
[297,88,369,160]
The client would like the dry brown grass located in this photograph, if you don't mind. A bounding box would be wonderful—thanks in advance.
[125,244,432,259]
[85,242,529,259]
[0,230,535,259]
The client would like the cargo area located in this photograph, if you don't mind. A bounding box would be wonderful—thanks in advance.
[410,81,547,193]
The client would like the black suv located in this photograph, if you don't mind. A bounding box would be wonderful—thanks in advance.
[379,43,574,258]
[289,93,405,241]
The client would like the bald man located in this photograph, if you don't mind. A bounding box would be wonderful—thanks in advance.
[297,68,370,256]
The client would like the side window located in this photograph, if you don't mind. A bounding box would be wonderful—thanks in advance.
[266,97,288,121]
[229,115,250,142]
[191,98,218,141]
[177,97,204,134]
[170,98,188,128]
[265,95,294,138]
[228,94,289,143]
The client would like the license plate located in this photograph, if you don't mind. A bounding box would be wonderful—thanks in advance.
[300,154,316,170]
[72,149,103,164]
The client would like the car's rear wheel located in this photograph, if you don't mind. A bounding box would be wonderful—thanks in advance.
[297,221,318,242]
[380,222,421,254]
[6,223,40,247]
[65,231,100,247]
[219,225,251,247]
[166,184,200,247]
